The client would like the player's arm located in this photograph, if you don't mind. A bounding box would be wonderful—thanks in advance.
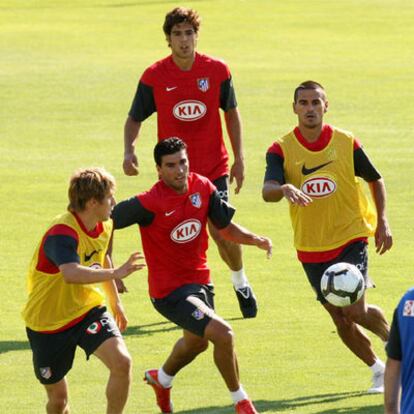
[123,80,156,176]
[384,308,402,414]
[101,254,128,332]
[123,116,142,176]
[224,107,244,194]
[262,150,312,205]
[208,189,272,257]
[221,75,244,194]
[354,146,393,254]
[384,358,401,414]
[59,253,144,284]
[44,226,143,283]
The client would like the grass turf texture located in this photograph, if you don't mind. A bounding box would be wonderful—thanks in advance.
[1,0,413,412]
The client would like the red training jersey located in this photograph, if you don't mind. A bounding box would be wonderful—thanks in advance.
[129,53,237,181]
[138,174,217,298]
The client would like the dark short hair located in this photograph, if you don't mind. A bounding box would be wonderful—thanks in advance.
[154,137,187,166]
[294,80,326,103]
[67,167,115,212]
[163,7,201,36]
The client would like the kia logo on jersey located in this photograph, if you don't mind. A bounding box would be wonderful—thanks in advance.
[301,177,336,198]
[170,219,202,243]
[173,100,207,121]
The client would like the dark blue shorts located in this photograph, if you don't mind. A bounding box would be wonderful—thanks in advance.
[26,306,121,384]
[212,175,229,202]
[302,241,369,304]
[152,284,215,337]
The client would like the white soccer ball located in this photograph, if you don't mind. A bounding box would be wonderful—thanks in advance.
[320,262,365,307]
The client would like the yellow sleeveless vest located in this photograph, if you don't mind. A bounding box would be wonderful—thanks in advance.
[279,127,376,251]
[22,212,112,331]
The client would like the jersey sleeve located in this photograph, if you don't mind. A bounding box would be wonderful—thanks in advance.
[112,196,155,228]
[264,144,285,183]
[220,76,237,111]
[354,147,382,182]
[128,80,156,122]
[208,190,236,229]
[43,225,80,266]
[386,308,402,360]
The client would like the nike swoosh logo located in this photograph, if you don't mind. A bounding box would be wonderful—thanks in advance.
[84,250,99,261]
[165,210,176,216]
[301,161,333,175]
[166,86,177,92]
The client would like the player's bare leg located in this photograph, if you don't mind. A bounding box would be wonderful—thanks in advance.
[204,317,240,390]
[162,330,209,376]
[344,301,389,342]
[44,379,70,414]
[208,221,258,318]
[94,337,132,414]
[324,302,378,366]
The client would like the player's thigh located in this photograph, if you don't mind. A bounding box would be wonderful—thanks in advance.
[44,377,69,402]
[153,284,216,337]
[93,336,131,372]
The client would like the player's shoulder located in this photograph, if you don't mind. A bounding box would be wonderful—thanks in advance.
[189,172,215,191]
[331,125,355,139]
[197,53,230,76]
[45,213,79,239]
[142,55,171,83]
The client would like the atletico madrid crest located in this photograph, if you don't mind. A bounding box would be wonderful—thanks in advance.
[197,78,209,92]
[190,192,202,208]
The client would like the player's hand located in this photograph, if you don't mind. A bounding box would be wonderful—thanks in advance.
[255,236,273,259]
[112,301,128,332]
[282,184,312,206]
[123,152,139,176]
[229,158,245,194]
[114,252,146,279]
[115,278,128,294]
[375,217,393,255]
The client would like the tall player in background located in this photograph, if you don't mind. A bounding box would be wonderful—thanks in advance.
[22,168,144,414]
[262,81,393,393]
[122,7,257,318]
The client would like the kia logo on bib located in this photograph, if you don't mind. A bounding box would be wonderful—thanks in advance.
[301,177,336,198]
[173,100,207,121]
[171,219,202,243]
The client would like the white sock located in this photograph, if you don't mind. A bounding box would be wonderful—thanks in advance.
[369,359,385,374]
[230,385,248,404]
[231,268,248,290]
[157,367,174,388]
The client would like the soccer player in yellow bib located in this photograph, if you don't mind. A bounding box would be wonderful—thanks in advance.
[262,81,393,393]
[22,168,144,414]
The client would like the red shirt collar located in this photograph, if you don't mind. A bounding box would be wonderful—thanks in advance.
[294,124,333,151]
[72,212,103,238]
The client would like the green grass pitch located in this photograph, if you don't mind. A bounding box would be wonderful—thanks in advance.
[1,0,413,412]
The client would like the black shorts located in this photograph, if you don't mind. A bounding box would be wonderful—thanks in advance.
[152,284,215,337]
[212,175,229,202]
[26,306,121,384]
[302,241,369,304]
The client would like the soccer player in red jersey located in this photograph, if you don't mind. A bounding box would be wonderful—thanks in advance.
[122,7,258,318]
[113,138,272,414]
[262,81,393,393]
[22,168,145,414]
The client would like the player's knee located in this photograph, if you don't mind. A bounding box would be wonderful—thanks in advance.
[215,327,235,349]
[192,339,209,354]
[111,352,132,377]
[47,391,68,413]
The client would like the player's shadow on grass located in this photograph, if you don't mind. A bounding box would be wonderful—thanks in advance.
[124,321,180,337]
[0,340,30,354]
[177,391,382,413]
